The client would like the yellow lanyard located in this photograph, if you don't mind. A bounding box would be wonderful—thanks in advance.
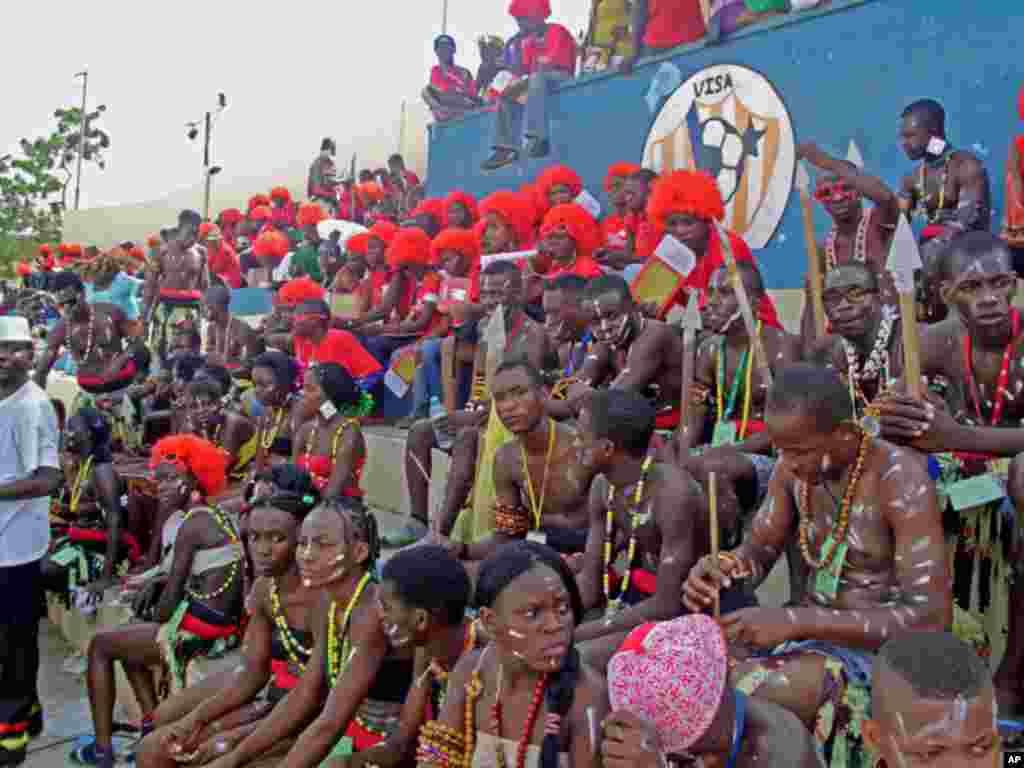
[716,320,760,439]
[520,420,556,530]
[70,456,94,515]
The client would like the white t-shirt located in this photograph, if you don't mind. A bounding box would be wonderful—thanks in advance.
[0,380,59,567]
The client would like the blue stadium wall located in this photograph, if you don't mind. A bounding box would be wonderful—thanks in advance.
[425,0,1023,289]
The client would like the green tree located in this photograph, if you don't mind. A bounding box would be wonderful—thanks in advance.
[0,104,110,245]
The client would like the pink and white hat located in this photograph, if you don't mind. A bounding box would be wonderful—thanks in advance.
[608,615,729,754]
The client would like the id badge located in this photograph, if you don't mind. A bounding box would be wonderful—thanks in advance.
[527,530,548,546]
[712,421,738,447]
[813,535,849,601]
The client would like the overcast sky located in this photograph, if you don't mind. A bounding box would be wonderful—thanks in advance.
[5,0,592,210]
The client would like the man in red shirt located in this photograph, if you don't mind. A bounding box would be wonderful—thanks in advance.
[290,300,384,392]
[620,0,707,73]
[422,34,480,122]
[387,154,421,196]
[482,0,576,170]
[199,224,242,289]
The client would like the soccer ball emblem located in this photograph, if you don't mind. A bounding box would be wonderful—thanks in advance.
[694,117,765,205]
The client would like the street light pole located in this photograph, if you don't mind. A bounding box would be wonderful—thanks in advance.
[202,110,212,220]
[441,0,448,34]
[73,70,88,211]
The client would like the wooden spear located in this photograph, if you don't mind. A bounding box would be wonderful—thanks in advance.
[677,291,703,445]
[887,216,924,397]
[795,160,826,338]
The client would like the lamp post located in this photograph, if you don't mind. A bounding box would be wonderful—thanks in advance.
[73,70,88,210]
[441,0,448,34]
[187,93,227,220]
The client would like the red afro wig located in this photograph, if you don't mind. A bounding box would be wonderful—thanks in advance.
[38,244,53,257]
[278,277,326,306]
[358,182,385,204]
[431,228,481,270]
[540,203,602,259]
[270,186,292,202]
[444,191,480,226]
[16,262,32,277]
[149,434,229,498]
[647,170,725,231]
[369,220,399,247]
[386,227,433,268]
[480,190,537,249]
[249,205,273,222]
[128,246,146,263]
[248,194,271,211]
[253,230,290,261]
[604,162,642,191]
[535,165,583,207]
[198,222,215,240]
[508,0,550,19]
[218,208,244,226]
[297,202,326,229]
[410,198,447,228]
[146,234,162,248]
[347,232,371,256]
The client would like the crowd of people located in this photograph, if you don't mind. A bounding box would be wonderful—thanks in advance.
[2,70,1024,768]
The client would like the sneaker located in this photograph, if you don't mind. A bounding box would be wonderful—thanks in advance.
[481,148,518,171]
[382,519,429,549]
[0,734,26,766]
[69,738,114,767]
[524,137,550,159]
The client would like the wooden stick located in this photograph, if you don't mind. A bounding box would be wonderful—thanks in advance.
[899,292,923,398]
[709,471,720,620]
[677,291,702,444]
[796,161,827,338]
[888,217,924,398]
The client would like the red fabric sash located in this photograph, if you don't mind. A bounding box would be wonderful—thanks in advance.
[344,716,388,752]
[270,659,301,691]
[159,288,202,301]
[179,613,238,641]
[66,526,142,562]
[77,360,138,390]
[631,568,657,596]
[654,407,680,430]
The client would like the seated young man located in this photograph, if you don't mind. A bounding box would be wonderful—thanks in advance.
[683,364,951,765]
[874,231,1024,716]
[864,632,1000,767]
[422,34,480,123]
[575,389,708,667]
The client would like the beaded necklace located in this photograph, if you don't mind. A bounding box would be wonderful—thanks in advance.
[716,321,760,439]
[304,416,355,462]
[427,620,479,716]
[603,456,654,616]
[824,208,872,271]
[269,577,312,673]
[326,571,372,686]
[182,505,241,602]
[259,404,288,451]
[963,310,1021,427]
[843,305,895,387]
[520,420,556,531]
[915,151,952,223]
[491,670,549,768]
[69,456,94,515]
[797,431,869,571]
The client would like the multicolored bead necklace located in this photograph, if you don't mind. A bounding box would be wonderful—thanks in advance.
[603,456,654,616]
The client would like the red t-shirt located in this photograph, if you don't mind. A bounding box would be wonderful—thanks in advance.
[208,243,242,289]
[544,254,604,281]
[521,24,577,76]
[601,214,629,249]
[626,211,660,260]
[644,0,707,49]
[430,65,476,97]
[294,329,383,381]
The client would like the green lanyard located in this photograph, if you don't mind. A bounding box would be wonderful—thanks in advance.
[717,337,750,422]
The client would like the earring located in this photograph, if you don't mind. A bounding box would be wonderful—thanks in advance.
[190,489,202,504]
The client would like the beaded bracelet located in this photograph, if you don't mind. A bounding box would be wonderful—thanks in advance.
[417,721,467,768]
[494,502,531,537]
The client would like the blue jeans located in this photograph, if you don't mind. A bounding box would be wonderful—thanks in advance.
[411,338,471,415]
[492,70,571,150]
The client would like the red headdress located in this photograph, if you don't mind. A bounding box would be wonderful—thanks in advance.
[431,228,481,270]
[149,434,229,498]
[370,220,399,247]
[386,227,433,268]
[277,277,326,306]
[146,234,162,248]
[128,246,146,263]
[270,186,292,203]
[605,162,642,192]
[297,202,327,229]
[535,165,583,208]
[647,170,725,232]
[540,203,602,260]
[16,262,32,277]
[346,232,371,256]
[198,222,215,240]
[358,182,385,204]
[444,190,480,226]
[249,205,273,223]
[253,230,290,261]
[410,198,447,229]
[38,244,53,258]
[248,194,271,211]
[508,0,551,19]
[217,208,244,226]
[480,190,537,249]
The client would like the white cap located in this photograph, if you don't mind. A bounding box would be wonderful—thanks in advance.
[0,316,33,344]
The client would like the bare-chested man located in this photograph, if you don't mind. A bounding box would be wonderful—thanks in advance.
[874,231,1024,716]
[683,364,951,759]
[201,286,265,373]
[453,359,591,563]
[898,99,992,322]
[401,261,551,545]
[575,389,708,667]
[143,209,210,364]
[571,274,683,428]
[797,142,901,349]
[542,274,592,422]
[671,264,800,572]
[36,272,148,407]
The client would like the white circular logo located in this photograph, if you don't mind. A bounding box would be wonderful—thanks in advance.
[643,64,795,249]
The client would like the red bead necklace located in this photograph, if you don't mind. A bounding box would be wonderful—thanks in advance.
[491,672,549,768]
[963,310,1021,426]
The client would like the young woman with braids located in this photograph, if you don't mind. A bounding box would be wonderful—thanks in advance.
[292,363,372,500]
[205,499,412,768]
[249,351,303,474]
[186,368,257,482]
[135,474,321,768]
[75,436,245,768]
[417,541,608,768]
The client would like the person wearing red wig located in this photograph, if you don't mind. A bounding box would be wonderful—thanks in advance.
[535,164,583,216]
[249,230,291,287]
[290,203,328,284]
[481,0,577,169]
[444,190,479,229]
[600,161,641,251]
[346,221,403,332]
[76,435,242,768]
[537,203,604,280]
[479,190,537,253]
[199,224,243,289]
[646,170,780,327]
[269,186,296,230]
